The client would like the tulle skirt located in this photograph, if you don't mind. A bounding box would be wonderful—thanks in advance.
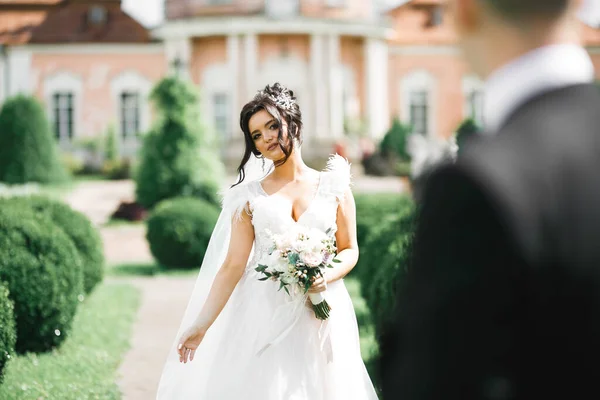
[157,267,378,399]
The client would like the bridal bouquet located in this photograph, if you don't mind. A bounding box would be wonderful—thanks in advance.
[255,227,340,320]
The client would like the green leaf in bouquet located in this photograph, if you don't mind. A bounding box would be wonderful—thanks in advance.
[278,281,286,292]
[288,252,300,265]
[304,280,312,292]
[284,286,290,296]
[258,277,270,281]
[332,258,341,263]
[255,264,268,272]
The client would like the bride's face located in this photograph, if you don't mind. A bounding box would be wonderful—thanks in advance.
[248,109,290,161]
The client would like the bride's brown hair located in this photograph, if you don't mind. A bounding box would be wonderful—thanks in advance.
[233,83,303,187]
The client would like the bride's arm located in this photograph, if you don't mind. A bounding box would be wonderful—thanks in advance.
[178,204,254,363]
[318,188,359,288]
[192,207,254,331]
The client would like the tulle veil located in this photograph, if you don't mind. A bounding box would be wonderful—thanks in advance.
[155,154,273,399]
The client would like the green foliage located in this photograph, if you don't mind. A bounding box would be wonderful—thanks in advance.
[380,118,412,162]
[104,124,120,163]
[0,205,83,353]
[0,282,16,382]
[0,283,140,399]
[353,193,409,278]
[0,95,68,184]
[455,118,480,155]
[135,77,224,208]
[146,197,220,269]
[1,196,104,294]
[353,192,416,335]
[364,204,416,336]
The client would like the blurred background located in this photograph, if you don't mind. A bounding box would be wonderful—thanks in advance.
[0,1,598,399]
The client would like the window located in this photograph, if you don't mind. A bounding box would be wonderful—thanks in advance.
[88,5,107,25]
[428,6,443,27]
[409,91,429,135]
[120,92,140,138]
[52,92,74,142]
[213,93,230,139]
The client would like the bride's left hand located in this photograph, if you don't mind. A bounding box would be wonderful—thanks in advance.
[308,275,327,293]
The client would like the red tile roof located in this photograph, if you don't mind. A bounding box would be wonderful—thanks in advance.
[0,0,151,45]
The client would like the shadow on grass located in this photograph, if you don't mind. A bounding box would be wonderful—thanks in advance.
[108,262,198,278]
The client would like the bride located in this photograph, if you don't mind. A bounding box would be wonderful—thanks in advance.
[156,83,378,399]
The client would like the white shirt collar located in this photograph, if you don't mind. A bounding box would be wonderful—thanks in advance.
[483,44,595,133]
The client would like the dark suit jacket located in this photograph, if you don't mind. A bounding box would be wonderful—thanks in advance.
[380,84,600,400]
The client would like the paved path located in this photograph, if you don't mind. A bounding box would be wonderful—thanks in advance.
[113,276,196,400]
[64,176,406,399]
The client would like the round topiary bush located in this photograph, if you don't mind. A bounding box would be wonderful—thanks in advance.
[0,282,16,382]
[0,196,104,294]
[146,197,220,269]
[0,206,83,353]
[0,95,68,184]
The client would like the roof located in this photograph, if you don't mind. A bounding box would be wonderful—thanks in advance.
[0,0,151,45]
[0,0,62,5]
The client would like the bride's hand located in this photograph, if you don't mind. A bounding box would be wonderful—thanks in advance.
[177,324,207,364]
[308,275,327,293]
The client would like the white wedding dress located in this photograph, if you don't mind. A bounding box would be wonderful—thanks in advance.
[157,155,378,399]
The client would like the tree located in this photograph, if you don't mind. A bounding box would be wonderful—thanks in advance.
[455,118,481,155]
[379,118,412,162]
[135,77,224,208]
[0,95,68,184]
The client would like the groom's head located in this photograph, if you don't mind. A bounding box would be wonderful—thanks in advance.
[453,0,583,77]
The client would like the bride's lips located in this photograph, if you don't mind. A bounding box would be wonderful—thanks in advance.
[267,143,279,151]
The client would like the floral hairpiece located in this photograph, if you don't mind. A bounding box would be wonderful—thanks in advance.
[259,88,295,111]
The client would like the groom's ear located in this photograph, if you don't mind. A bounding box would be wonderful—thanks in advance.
[453,0,484,35]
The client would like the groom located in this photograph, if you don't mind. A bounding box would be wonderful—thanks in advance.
[381,0,600,399]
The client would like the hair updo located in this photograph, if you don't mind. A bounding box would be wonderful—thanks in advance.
[234,83,303,186]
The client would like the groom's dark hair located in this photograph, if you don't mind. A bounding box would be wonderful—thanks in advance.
[483,0,570,21]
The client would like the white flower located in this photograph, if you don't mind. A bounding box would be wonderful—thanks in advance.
[300,251,322,267]
[281,273,297,285]
[266,250,288,273]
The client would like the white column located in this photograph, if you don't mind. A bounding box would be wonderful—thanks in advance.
[227,34,240,136]
[327,34,344,139]
[165,36,192,79]
[7,47,32,96]
[243,33,258,103]
[365,38,390,139]
[310,34,327,141]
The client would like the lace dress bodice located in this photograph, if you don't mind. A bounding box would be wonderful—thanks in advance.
[222,155,352,271]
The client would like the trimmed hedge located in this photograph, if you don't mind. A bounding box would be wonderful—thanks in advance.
[353,194,412,280]
[0,95,68,184]
[0,196,104,294]
[0,282,16,382]
[146,197,220,269]
[0,206,83,353]
[364,204,416,336]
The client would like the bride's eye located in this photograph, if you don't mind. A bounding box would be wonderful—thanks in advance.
[269,124,279,131]
[252,133,261,141]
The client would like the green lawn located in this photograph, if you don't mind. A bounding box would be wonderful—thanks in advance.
[0,283,141,400]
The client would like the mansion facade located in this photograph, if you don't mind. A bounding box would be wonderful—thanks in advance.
[1,0,599,165]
